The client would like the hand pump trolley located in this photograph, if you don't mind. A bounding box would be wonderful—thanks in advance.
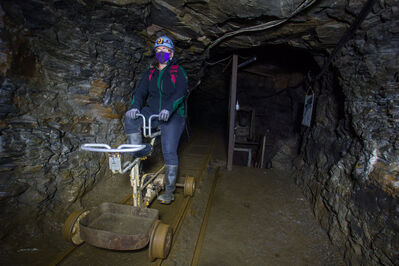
[62,114,195,260]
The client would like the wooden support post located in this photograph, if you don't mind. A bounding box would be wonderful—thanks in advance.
[260,134,266,168]
[227,54,238,171]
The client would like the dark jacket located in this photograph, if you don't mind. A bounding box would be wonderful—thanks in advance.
[129,59,188,117]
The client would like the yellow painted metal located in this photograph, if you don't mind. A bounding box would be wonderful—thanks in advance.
[130,162,141,207]
[149,221,173,260]
[183,176,196,197]
[62,210,90,246]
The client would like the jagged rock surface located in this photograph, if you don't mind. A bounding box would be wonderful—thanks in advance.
[0,0,398,264]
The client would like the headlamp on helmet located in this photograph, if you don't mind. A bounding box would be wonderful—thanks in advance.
[154,36,174,51]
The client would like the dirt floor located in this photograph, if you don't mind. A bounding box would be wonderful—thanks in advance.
[166,129,344,266]
[0,128,344,265]
[194,167,344,266]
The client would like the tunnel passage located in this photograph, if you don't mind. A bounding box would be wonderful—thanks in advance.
[0,0,398,265]
[190,44,322,168]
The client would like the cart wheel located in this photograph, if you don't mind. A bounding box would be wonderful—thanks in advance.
[62,210,89,246]
[149,220,173,260]
[184,176,196,197]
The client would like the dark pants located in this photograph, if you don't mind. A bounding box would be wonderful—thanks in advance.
[125,107,185,165]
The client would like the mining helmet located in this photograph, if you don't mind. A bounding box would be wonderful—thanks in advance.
[154,36,174,51]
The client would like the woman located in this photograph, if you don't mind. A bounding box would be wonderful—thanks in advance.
[125,36,188,204]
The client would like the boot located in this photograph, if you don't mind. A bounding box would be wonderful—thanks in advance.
[127,133,152,158]
[157,164,178,204]
[127,132,142,145]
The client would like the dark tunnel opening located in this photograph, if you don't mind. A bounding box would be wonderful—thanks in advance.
[189,44,322,167]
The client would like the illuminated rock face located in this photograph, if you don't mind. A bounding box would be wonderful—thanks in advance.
[0,0,398,263]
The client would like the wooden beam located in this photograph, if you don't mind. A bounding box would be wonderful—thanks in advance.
[227,54,238,171]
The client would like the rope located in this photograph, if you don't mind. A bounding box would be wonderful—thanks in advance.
[299,0,378,103]
[243,83,304,99]
[205,54,251,66]
[205,55,232,65]
[315,0,378,80]
[205,0,318,57]
[203,0,377,100]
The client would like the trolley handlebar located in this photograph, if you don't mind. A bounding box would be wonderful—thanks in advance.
[81,143,146,153]
[81,114,160,153]
[136,114,161,138]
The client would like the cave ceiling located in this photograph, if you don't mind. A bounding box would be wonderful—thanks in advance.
[5,0,367,75]
[1,0,388,85]
[108,0,351,53]
[98,0,371,79]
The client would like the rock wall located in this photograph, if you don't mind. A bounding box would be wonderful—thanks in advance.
[0,0,156,236]
[294,2,399,264]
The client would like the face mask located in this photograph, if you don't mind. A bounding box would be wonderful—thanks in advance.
[156,51,170,64]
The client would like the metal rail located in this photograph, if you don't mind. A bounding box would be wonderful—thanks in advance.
[155,136,215,266]
[191,167,220,266]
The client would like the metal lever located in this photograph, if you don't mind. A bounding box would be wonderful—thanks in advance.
[136,114,161,138]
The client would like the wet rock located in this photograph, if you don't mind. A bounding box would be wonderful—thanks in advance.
[272,137,299,172]
[315,22,348,46]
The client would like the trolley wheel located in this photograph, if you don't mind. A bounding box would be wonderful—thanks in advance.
[62,210,89,246]
[184,176,196,197]
[148,220,173,260]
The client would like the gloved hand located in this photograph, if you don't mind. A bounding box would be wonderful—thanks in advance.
[159,109,170,121]
[126,108,140,119]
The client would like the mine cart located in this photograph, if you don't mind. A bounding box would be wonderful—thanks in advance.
[62,114,195,260]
